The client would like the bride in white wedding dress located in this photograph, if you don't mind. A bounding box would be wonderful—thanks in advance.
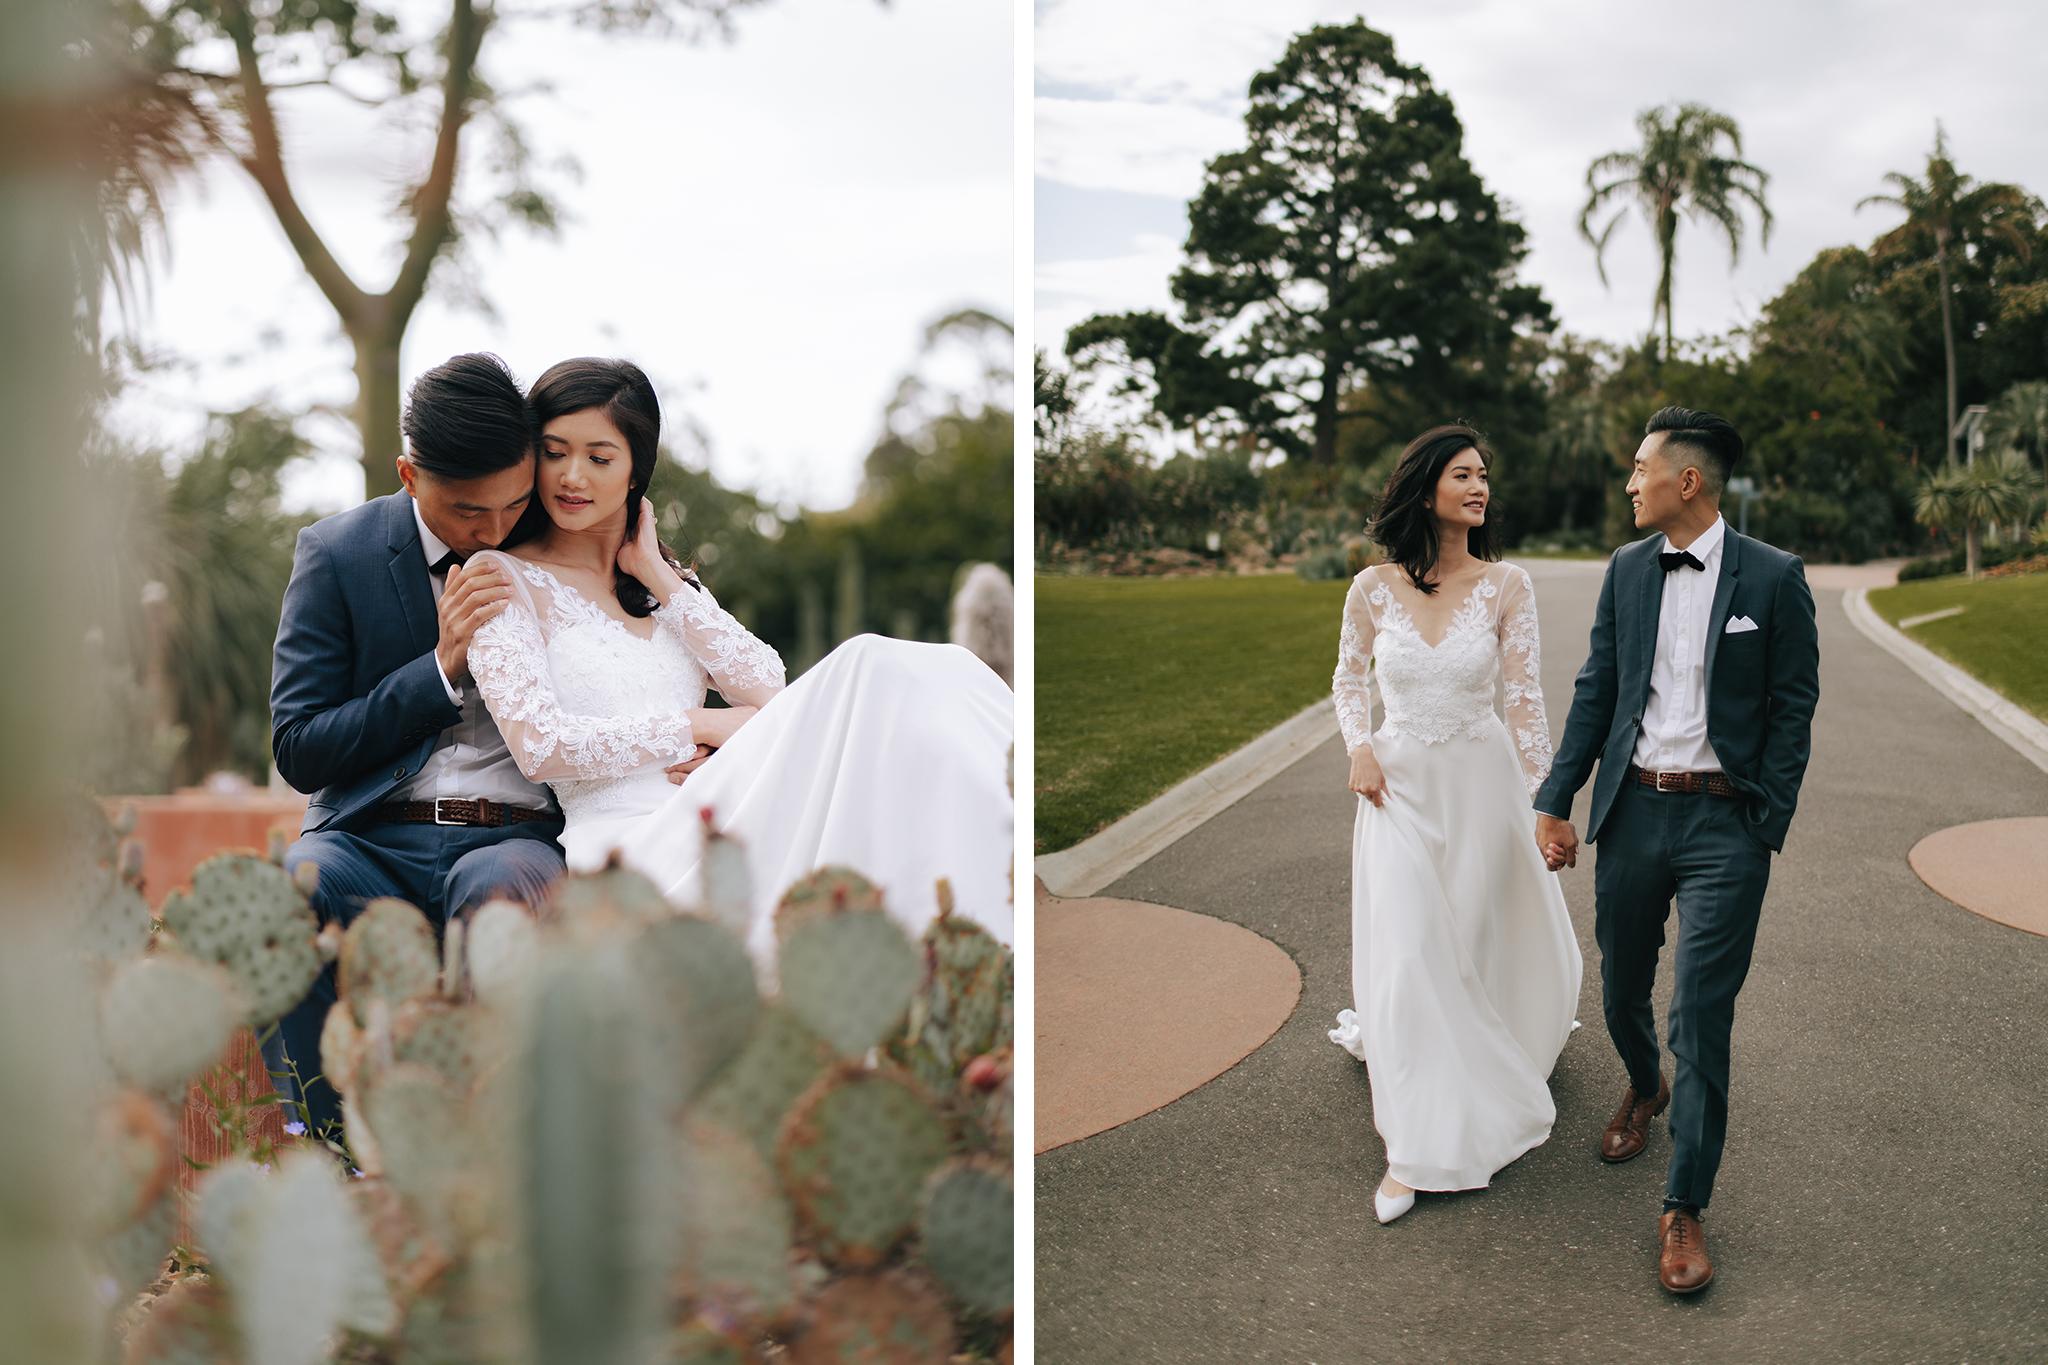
[460,359,1012,972]
[1328,424,1581,1224]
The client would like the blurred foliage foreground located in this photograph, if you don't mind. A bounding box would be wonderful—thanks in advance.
[88,321,1012,794]
[68,793,1014,1364]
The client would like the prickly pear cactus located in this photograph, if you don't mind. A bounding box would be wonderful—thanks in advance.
[779,910,919,1058]
[466,898,538,1002]
[773,867,884,946]
[391,998,491,1095]
[673,1118,796,1329]
[88,1087,178,1233]
[917,1157,1012,1312]
[700,813,753,940]
[787,1270,953,1365]
[776,1066,948,1268]
[888,915,1011,1095]
[100,953,241,1093]
[123,1276,239,1364]
[637,914,760,1111]
[360,1062,472,1247]
[339,898,440,1025]
[694,1004,834,1160]
[160,853,322,1028]
[549,855,672,925]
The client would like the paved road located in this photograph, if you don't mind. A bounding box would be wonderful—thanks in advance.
[1036,560,2048,1364]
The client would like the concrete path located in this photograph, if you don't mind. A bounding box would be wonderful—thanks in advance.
[1035,559,2048,1364]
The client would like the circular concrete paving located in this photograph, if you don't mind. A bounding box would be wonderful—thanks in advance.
[1034,879,1300,1152]
[1908,816,2048,937]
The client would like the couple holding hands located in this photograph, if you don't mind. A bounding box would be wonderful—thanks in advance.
[1329,406,1819,1295]
[263,352,1014,1141]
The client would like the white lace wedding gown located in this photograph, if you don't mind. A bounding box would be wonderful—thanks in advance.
[1328,561,1581,1192]
[464,551,1013,972]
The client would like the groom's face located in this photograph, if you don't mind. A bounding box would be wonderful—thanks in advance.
[1626,435,1690,533]
[400,453,537,554]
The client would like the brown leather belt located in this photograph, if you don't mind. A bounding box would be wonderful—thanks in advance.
[374,798,557,828]
[1629,765,1742,799]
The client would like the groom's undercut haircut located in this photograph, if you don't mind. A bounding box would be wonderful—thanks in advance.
[1645,405,1741,500]
[401,353,537,481]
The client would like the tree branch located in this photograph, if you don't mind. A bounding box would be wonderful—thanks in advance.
[217,0,368,322]
[390,0,485,315]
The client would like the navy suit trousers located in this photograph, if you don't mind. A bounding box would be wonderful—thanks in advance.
[1593,782,1772,1210]
[260,820,564,1141]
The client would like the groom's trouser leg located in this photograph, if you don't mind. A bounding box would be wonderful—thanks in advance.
[1663,797,1771,1210]
[261,823,564,1143]
[1593,784,1676,1100]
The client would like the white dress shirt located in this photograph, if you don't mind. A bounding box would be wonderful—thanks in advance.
[1633,514,1727,773]
[393,499,559,812]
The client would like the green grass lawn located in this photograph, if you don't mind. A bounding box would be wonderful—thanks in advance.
[1866,572,2048,720]
[1035,574,1350,854]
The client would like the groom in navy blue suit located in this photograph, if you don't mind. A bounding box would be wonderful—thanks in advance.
[1534,406,1819,1295]
[263,353,566,1140]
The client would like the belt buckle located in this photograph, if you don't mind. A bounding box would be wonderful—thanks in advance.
[432,797,463,826]
[1656,770,1682,793]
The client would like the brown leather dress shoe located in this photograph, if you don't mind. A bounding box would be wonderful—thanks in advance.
[1599,1073,1670,1162]
[1658,1208,1713,1293]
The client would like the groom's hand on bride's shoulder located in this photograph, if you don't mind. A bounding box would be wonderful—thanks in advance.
[436,558,512,684]
[1535,813,1578,871]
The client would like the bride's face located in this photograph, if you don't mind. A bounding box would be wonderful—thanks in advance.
[539,407,633,531]
[1430,448,1489,530]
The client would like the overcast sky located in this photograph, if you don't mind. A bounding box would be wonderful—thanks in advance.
[114,0,1011,514]
[1036,0,2048,422]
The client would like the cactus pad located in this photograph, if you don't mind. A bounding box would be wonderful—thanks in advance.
[361,1063,470,1242]
[917,1157,1012,1311]
[699,817,753,939]
[392,998,489,1095]
[674,1118,795,1327]
[549,859,672,925]
[160,853,322,1028]
[787,1270,953,1365]
[776,1067,947,1268]
[100,1188,178,1301]
[123,1276,239,1365]
[320,998,367,1103]
[694,1004,833,1160]
[466,898,538,1001]
[100,954,241,1092]
[773,866,884,945]
[78,869,152,965]
[89,1087,178,1232]
[348,1176,454,1304]
[780,911,918,1058]
[637,914,760,1110]
[888,918,1011,1093]
[339,898,441,1026]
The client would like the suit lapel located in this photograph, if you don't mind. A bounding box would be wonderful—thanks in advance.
[1631,542,1662,715]
[385,494,438,656]
[1703,529,1742,688]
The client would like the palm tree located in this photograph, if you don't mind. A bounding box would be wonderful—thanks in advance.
[1915,449,2041,579]
[1985,379,2048,467]
[1859,125,2034,466]
[1580,103,1772,365]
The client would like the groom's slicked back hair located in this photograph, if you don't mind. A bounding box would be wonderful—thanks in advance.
[1645,405,1742,497]
[401,353,536,480]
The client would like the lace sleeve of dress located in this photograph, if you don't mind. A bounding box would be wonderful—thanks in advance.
[1332,573,1379,753]
[467,553,697,781]
[1497,565,1554,796]
[654,577,786,708]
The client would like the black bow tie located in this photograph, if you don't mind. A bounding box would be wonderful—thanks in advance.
[431,550,463,575]
[1659,549,1704,573]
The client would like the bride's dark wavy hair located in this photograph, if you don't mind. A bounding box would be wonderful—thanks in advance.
[509,357,699,616]
[1366,423,1502,594]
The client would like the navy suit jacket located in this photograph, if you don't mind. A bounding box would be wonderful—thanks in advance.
[1533,528,1820,853]
[271,492,466,834]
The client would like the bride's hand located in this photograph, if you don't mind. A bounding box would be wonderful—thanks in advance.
[687,704,758,751]
[1348,747,1389,807]
[618,497,686,598]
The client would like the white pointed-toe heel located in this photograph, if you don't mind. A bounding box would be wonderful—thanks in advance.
[1374,1182,1415,1224]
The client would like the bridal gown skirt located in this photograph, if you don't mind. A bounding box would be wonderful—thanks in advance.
[559,635,1014,973]
[1329,720,1582,1191]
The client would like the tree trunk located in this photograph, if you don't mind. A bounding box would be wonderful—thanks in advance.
[1311,354,1341,466]
[1965,519,1980,579]
[350,309,406,499]
[1938,234,1957,468]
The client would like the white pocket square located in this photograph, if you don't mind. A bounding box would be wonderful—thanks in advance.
[1723,615,1759,634]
